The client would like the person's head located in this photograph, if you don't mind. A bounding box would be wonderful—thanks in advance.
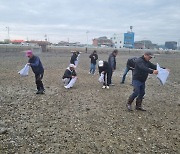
[69,64,76,70]
[112,49,118,56]
[26,50,33,58]
[93,50,97,54]
[144,51,154,61]
[98,60,104,67]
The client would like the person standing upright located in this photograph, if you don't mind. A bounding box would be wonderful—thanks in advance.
[89,50,98,74]
[26,50,45,94]
[126,52,160,111]
[108,49,118,85]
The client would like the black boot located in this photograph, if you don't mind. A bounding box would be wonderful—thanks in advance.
[126,97,134,111]
[136,98,146,111]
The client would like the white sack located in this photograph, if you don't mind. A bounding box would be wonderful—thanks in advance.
[98,73,104,83]
[157,63,169,85]
[18,64,30,76]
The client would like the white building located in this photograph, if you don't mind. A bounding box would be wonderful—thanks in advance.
[111,33,124,48]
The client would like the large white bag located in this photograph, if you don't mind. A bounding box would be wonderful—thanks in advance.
[98,73,104,83]
[18,64,30,76]
[156,63,169,85]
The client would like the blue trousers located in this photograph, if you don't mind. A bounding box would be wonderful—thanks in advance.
[90,63,96,74]
[129,80,145,101]
[121,67,133,83]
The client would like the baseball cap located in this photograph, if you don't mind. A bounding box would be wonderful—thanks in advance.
[144,51,154,58]
[26,50,33,57]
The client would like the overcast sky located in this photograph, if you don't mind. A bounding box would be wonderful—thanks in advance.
[0,0,179,45]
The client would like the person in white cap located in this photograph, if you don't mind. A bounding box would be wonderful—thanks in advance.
[98,60,110,89]
[62,64,77,89]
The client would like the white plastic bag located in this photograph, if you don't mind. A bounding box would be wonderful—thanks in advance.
[98,73,104,83]
[156,63,169,85]
[18,64,30,76]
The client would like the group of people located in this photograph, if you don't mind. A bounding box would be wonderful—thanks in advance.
[25,49,168,111]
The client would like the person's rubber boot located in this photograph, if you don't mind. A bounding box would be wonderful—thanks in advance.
[136,98,146,111]
[126,98,133,111]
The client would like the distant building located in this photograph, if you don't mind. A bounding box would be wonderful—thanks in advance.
[123,32,134,48]
[11,40,25,44]
[111,33,124,48]
[165,41,177,50]
[93,36,114,47]
[57,41,80,47]
[134,40,158,49]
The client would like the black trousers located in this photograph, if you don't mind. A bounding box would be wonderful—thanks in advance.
[35,73,44,91]
[108,69,113,84]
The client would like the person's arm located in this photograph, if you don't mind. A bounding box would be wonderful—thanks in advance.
[30,57,40,67]
[149,62,157,70]
[137,60,154,74]
[109,56,115,70]
[63,70,72,78]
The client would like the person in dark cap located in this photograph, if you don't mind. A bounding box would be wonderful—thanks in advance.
[126,51,158,111]
[108,49,118,85]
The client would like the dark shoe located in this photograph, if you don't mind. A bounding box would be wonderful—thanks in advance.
[136,98,146,111]
[136,107,146,111]
[126,104,133,111]
[120,82,124,84]
[126,97,134,111]
[36,90,44,94]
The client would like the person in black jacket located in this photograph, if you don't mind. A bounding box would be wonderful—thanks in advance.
[26,50,45,94]
[62,64,77,89]
[89,50,98,74]
[121,57,137,84]
[108,49,118,85]
[70,51,81,67]
[98,60,110,89]
[70,51,78,65]
[126,52,159,111]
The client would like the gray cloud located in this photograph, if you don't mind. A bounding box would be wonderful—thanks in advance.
[0,0,180,44]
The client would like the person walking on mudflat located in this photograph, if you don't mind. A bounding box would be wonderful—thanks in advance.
[26,50,45,94]
[89,50,98,74]
[127,51,161,111]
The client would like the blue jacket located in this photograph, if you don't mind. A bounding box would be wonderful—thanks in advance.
[28,55,44,74]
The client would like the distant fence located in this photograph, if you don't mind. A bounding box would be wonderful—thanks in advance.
[47,46,180,55]
[0,44,180,55]
[0,44,42,54]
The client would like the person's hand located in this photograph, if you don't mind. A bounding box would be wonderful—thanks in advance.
[27,63,31,66]
[153,70,158,74]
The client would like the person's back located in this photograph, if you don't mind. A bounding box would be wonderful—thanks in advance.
[28,55,44,74]
[70,53,77,65]
[127,57,137,70]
